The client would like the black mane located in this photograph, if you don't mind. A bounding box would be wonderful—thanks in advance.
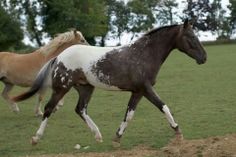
[144,24,179,36]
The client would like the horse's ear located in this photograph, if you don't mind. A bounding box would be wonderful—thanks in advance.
[183,19,189,29]
[189,17,196,27]
[73,29,81,39]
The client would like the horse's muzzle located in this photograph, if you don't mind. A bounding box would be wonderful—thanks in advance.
[196,54,207,65]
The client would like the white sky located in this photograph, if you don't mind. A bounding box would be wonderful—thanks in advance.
[24,0,230,46]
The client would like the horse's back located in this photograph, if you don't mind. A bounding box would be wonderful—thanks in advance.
[57,45,118,71]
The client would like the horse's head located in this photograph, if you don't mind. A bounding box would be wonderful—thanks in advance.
[72,30,89,45]
[176,19,207,64]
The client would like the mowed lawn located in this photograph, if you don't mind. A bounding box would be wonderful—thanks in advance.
[0,44,235,157]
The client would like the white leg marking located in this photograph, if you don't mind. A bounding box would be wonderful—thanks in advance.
[118,110,135,136]
[126,110,135,121]
[36,118,48,139]
[162,105,178,128]
[31,118,48,145]
[82,109,102,142]
[118,122,128,135]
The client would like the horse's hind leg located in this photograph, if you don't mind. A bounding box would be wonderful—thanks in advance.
[31,87,69,145]
[34,92,45,117]
[1,82,19,112]
[143,83,182,140]
[74,84,103,143]
[113,92,142,147]
[35,89,65,117]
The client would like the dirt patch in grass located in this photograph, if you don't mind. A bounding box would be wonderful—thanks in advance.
[30,133,236,157]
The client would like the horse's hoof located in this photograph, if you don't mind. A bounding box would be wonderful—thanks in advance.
[12,106,20,113]
[35,112,43,117]
[176,133,184,141]
[95,137,103,143]
[112,137,121,148]
[170,133,184,145]
[112,141,121,148]
[31,136,39,145]
[95,134,103,143]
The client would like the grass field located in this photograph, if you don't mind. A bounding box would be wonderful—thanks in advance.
[0,44,236,157]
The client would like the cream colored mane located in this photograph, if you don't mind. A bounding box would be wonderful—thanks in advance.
[38,31,82,56]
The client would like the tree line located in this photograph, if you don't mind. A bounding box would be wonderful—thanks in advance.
[0,0,236,51]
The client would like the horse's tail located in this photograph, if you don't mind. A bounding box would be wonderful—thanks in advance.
[12,58,57,102]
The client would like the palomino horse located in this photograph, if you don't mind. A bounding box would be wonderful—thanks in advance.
[0,30,87,116]
[13,19,207,146]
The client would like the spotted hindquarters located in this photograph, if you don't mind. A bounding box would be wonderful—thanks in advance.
[52,61,88,90]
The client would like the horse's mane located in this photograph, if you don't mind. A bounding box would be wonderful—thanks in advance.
[38,31,79,56]
[144,24,179,36]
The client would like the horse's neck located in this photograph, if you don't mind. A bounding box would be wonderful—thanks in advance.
[147,27,179,65]
[44,42,75,60]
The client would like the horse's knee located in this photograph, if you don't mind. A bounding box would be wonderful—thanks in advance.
[75,106,86,120]
[43,105,55,118]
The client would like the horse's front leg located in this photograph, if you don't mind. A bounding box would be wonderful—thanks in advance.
[143,83,182,139]
[2,82,20,113]
[74,85,103,143]
[113,92,143,147]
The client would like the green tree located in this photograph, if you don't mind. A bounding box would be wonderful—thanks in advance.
[128,0,158,36]
[156,0,178,25]
[211,0,231,39]
[106,0,131,45]
[0,5,23,51]
[229,0,236,37]
[183,0,231,39]
[1,0,44,47]
[40,0,108,45]
[183,0,215,31]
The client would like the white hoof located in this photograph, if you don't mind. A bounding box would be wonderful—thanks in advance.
[35,111,43,117]
[12,104,20,113]
[95,134,103,143]
[74,144,81,150]
[31,136,39,145]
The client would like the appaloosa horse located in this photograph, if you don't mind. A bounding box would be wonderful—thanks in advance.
[13,19,207,146]
[0,30,87,116]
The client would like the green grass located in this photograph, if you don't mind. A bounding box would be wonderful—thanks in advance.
[0,44,236,157]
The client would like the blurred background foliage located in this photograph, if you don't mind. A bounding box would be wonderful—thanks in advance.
[0,0,236,51]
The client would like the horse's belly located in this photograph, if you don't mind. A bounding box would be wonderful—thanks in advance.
[85,71,121,91]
